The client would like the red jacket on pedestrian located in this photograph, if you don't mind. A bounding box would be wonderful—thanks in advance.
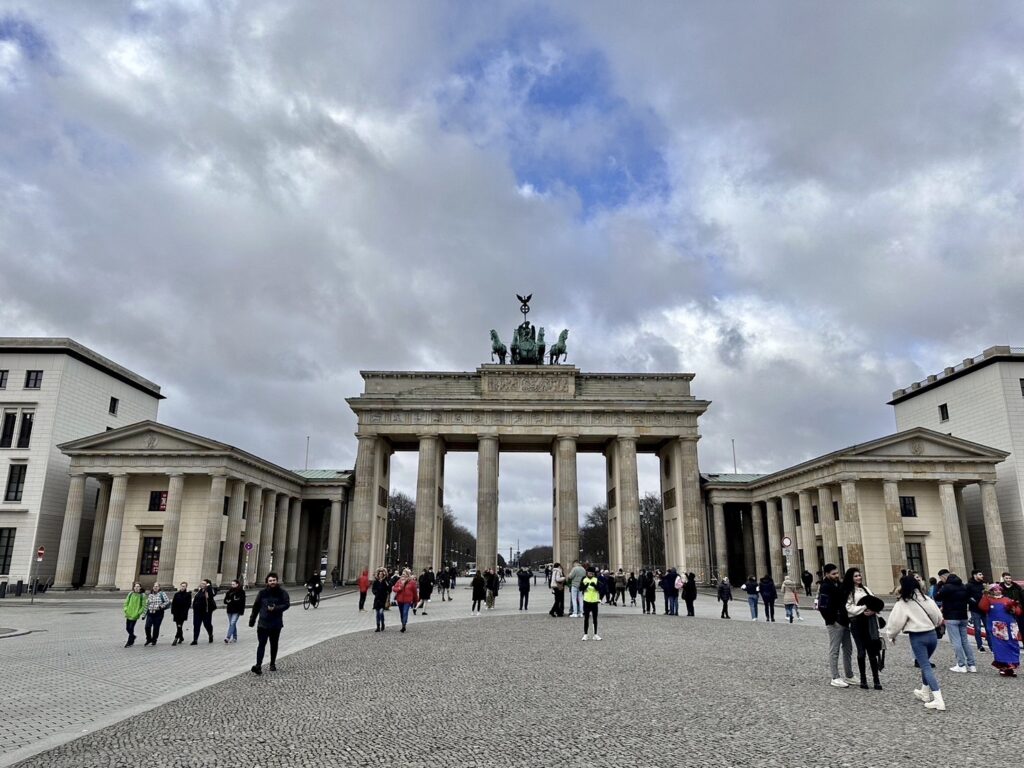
[357,571,370,592]
[392,578,419,605]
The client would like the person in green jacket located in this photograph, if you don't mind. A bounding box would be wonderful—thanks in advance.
[581,569,602,642]
[123,582,146,648]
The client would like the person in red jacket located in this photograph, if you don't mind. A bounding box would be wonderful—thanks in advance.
[357,569,370,611]
[392,568,420,633]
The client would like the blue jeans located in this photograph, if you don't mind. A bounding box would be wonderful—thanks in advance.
[398,603,411,626]
[909,630,940,691]
[748,595,759,619]
[226,612,240,641]
[375,608,385,628]
[785,604,796,622]
[570,586,582,615]
[667,595,678,615]
[970,610,986,649]
[946,619,976,667]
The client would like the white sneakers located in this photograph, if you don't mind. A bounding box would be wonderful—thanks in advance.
[829,678,850,688]
[949,665,967,673]
[581,634,587,641]
[968,665,978,673]
[581,634,603,641]
[924,691,946,711]
[593,634,602,641]
[912,685,931,702]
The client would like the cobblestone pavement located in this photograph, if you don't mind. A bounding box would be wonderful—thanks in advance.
[6,589,1020,768]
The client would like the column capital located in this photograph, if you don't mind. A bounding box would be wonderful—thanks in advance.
[416,433,440,442]
[555,433,579,443]
[616,435,637,446]
[477,433,499,443]
[677,434,700,443]
[167,471,186,478]
[980,479,998,487]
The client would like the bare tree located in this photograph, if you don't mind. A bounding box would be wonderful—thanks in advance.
[519,545,553,567]
[579,504,609,567]
[639,492,665,568]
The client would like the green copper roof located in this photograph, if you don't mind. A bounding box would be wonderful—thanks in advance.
[701,473,765,484]
[293,469,352,480]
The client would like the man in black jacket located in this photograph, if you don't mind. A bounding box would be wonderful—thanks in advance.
[936,573,976,672]
[966,570,988,653]
[190,579,217,645]
[517,567,533,610]
[802,570,814,596]
[248,572,291,675]
[818,563,853,688]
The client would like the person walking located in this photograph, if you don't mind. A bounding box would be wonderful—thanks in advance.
[802,569,814,597]
[966,569,988,653]
[819,563,854,688]
[248,572,290,675]
[415,568,434,616]
[580,568,602,641]
[742,576,760,621]
[170,582,190,646]
[392,568,419,633]
[484,568,499,610]
[760,575,778,622]
[682,572,697,617]
[567,560,586,618]
[626,572,638,607]
[935,573,977,673]
[717,577,733,618]
[662,568,680,616]
[437,568,450,602]
[781,575,800,623]
[545,566,552,588]
[614,569,627,607]
[978,583,1022,676]
[517,566,532,610]
[371,568,390,632]
[842,568,884,690]
[123,582,146,648]
[143,582,170,646]
[357,569,370,611]
[470,570,486,615]
[190,579,217,645]
[549,562,565,617]
[886,574,946,710]
[643,570,658,615]
[222,579,246,644]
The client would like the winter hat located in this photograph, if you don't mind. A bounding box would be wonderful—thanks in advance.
[858,594,885,613]
[989,583,1003,595]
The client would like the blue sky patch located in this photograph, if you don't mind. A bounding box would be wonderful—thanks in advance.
[0,14,52,63]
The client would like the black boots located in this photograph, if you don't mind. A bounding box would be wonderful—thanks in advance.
[869,654,882,690]
[858,657,869,689]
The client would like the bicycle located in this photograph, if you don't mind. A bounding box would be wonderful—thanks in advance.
[303,586,320,610]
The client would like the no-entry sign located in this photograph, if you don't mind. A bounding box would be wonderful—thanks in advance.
[244,542,254,551]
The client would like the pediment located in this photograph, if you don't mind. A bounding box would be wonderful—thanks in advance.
[59,422,228,454]
[846,429,1008,460]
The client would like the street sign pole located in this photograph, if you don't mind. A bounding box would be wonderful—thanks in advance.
[30,546,44,605]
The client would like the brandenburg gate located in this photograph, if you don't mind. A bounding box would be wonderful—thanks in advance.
[344,297,710,579]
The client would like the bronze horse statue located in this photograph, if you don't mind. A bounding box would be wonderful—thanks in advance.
[548,329,569,364]
[490,330,507,364]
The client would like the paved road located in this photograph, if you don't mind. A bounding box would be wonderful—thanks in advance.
[4,587,1019,767]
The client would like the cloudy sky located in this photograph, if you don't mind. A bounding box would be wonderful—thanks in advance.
[2,2,1022,552]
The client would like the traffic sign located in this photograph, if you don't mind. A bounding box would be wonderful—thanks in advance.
[36,546,45,562]
[781,536,792,548]
[244,542,254,551]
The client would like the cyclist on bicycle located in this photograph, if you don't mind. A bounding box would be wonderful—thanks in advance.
[305,570,323,607]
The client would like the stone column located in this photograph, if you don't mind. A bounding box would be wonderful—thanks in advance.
[285,497,301,583]
[678,437,704,577]
[244,484,263,586]
[938,481,967,577]
[52,473,87,590]
[766,497,783,584]
[751,501,767,578]
[219,479,246,586]
[882,480,906,588]
[349,434,379,578]
[96,473,129,590]
[327,494,344,577]
[954,485,974,571]
[980,481,1008,576]
[342,494,355,581]
[200,474,228,581]
[413,435,440,572]
[741,508,756,577]
[617,436,642,575]
[817,486,840,568]
[297,508,310,579]
[712,501,728,581]
[839,480,865,573]
[797,489,818,579]
[84,477,112,587]
[257,488,277,578]
[476,435,499,570]
[157,473,186,586]
[273,494,290,579]
[780,494,797,576]
[555,435,579,570]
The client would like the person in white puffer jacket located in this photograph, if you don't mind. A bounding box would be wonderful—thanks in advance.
[886,574,946,711]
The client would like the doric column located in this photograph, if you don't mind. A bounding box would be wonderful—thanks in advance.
[766,497,783,584]
[938,481,966,577]
[980,481,1008,576]
[741,507,756,577]
[751,501,767,578]
[84,477,112,587]
[882,480,905,587]
[955,485,974,571]
[617,436,642,574]
[157,473,187,586]
[797,489,818,579]
[817,486,840,568]
[52,473,87,590]
[257,488,277,578]
[273,494,290,579]
[476,435,499,571]
[349,434,379,577]
[200,473,228,581]
[678,437,704,577]
[218,479,246,586]
[96,473,129,590]
[780,494,797,576]
[413,435,440,572]
[839,480,865,573]
[712,501,728,581]
[285,497,302,583]
[297,508,310,579]
[327,494,344,576]
[555,435,579,570]
[243,484,263,586]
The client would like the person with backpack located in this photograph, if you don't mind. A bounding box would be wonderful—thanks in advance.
[760,574,778,622]
[190,578,217,645]
[682,572,698,616]
[170,581,191,646]
[122,582,146,648]
[886,574,946,709]
[222,579,246,644]
[580,568,602,641]
[248,572,290,675]
[935,572,976,673]
[717,577,733,618]
[371,568,390,632]
[819,563,854,688]
[781,575,801,623]
[614,569,627,606]
[742,576,760,621]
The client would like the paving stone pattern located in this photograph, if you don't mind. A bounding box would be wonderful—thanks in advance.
[6,590,1020,767]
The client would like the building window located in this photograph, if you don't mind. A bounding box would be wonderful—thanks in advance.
[938,403,949,422]
[0,527,15,573]
[16,412,33,449]
[5,464,27,502]
[899,496,917,517]
[0,370,7,389]
[906,542,924,575]
[140,537,161,575]
[812,505,819,524]
[148,491,167,512]
[832,500,840,521]
[109,397,119,416]
[24,370,42,389]
[0,411,16,448]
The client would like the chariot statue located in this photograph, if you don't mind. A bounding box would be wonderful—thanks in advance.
[488,294,568,366]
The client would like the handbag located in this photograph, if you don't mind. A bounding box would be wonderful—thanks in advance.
[935,622,946,639]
